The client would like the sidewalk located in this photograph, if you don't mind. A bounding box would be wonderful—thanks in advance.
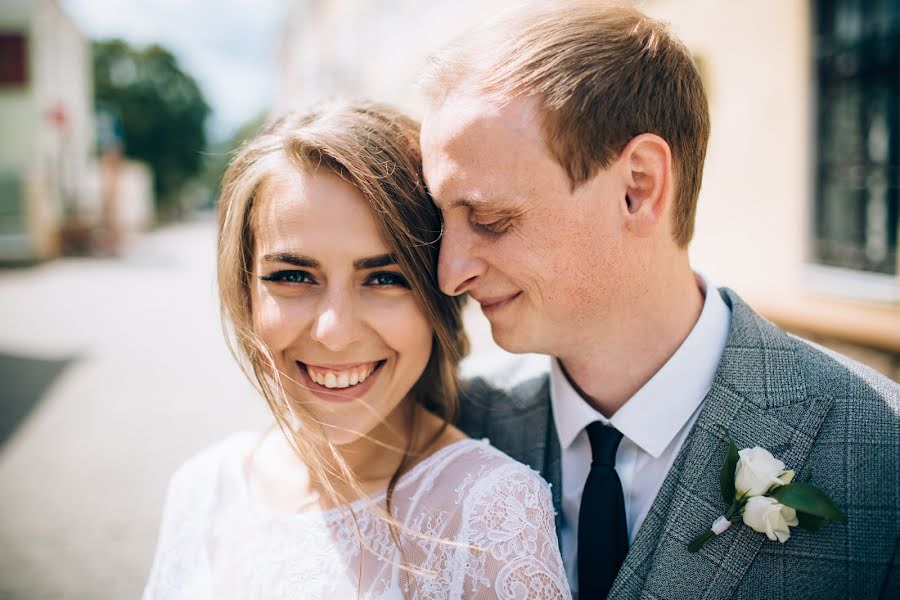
[0,218,269,599]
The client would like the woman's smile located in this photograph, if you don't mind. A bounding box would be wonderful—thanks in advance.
[303,361,381,388]
[295,359,388,403]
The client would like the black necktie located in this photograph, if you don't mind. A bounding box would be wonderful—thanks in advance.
[577,421,628,599]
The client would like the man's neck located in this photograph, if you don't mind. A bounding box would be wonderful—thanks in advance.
[557,268,705,418]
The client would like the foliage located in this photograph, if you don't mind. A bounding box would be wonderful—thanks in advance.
[93,39,210,217]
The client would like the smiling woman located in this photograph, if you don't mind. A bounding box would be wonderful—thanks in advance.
[141,100,571,599]
[250,166,435,447]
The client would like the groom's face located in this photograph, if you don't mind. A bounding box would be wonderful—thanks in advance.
[421,94,630,355]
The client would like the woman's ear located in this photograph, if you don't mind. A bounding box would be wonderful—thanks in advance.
[620,133,673,238]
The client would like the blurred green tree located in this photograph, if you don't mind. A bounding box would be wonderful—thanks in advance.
[93,39,210,218]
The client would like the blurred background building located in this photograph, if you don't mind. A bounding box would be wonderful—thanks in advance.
[0,0,157,263]
[0,0,897,598]
[0,0,95,260]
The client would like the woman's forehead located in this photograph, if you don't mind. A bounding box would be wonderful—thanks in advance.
[253,168,390,259]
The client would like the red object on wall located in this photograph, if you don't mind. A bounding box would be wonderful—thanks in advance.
[47,102,69,130]
[0,32,28,86]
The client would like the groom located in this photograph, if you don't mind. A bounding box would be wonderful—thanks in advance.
[419,1,899,598]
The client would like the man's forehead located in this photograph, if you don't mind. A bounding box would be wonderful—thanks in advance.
[422,95,561,213]
[422,93,545,152]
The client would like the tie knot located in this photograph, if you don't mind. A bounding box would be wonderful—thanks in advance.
[585,421,622,466]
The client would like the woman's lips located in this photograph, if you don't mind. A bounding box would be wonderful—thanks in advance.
[295,360,385,403]
[305,362,378,388]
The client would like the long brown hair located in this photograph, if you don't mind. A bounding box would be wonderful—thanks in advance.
[216,99,468,558]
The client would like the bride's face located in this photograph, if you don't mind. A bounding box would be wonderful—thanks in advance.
[250,166,433,446]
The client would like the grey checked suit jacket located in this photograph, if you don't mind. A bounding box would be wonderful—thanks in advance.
[457,288,900,599]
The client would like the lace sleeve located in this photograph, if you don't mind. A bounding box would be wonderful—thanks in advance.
[457,463,572,600]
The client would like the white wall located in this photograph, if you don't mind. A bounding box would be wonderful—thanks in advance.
[276,0,520,116]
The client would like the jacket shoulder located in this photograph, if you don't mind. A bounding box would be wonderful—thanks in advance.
[792,334,900,411]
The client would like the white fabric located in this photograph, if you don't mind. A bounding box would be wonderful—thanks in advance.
[143,435,571,600]
[551,274,731,595]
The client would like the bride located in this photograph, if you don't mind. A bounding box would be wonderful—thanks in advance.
[143,100,570,599]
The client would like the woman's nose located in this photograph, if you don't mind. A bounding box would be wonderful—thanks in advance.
[310,291,364,352]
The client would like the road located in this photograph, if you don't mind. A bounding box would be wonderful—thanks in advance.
[0,216,532,599]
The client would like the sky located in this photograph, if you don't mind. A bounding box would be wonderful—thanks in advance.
[60,0,288,141]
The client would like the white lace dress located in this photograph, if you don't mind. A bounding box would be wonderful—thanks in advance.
[143,435,571,599]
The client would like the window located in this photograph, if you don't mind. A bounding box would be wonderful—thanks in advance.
[813,0,898,275]
[0,32,27,87]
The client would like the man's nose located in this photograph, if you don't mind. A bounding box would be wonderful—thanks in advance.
[310,290,364,352]
[438,222,486,296]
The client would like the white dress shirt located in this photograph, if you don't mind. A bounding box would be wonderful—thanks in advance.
[551,275,731,596]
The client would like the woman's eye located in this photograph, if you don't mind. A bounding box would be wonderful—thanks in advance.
[259,270,316,284]
[366,271,410,288]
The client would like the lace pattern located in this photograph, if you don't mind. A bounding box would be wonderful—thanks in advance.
[143,435,570,599]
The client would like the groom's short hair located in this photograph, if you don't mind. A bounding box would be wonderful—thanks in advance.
[420,0,710,246]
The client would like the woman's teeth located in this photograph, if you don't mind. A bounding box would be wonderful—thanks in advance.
[305,362,378,389]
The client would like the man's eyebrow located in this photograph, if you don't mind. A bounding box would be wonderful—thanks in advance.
[262,253,320,268]
[354,254,397,270]
[444,193,493,210]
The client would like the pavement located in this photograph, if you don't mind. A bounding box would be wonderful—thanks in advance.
[0,218,270,599]
[0,216,532,599]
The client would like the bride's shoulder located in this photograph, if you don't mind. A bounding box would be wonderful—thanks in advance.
[412,438,553,513]
[166,431,259,499]
[406,439,567,595]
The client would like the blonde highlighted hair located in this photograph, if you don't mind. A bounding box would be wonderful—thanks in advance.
[216,99,468,540]
[420,0,710,246]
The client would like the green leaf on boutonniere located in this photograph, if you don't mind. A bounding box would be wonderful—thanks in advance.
[717,425,739,504]
[796,512,829,531]
[769,482,847,524]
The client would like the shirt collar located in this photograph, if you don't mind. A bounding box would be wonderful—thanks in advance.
[550,273,732,459]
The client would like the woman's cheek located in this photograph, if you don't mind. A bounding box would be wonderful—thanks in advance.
[363,294,415,323]
[254,293,311,350]
[366,294,432,350]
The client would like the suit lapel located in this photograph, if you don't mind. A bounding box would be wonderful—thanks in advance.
[497,374,564,534]
[542,388,564,534]
[610,289,833,600]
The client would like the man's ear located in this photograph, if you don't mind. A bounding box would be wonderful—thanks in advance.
[620,133,672,238]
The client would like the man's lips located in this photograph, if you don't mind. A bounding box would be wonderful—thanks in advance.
[474,291,522,315]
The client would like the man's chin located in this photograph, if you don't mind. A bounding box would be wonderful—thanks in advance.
[488,323,536,355]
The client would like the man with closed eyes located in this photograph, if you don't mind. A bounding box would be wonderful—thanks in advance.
[419,1,900,598]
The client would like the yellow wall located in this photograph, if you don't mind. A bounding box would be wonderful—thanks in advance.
[645,0,813,298]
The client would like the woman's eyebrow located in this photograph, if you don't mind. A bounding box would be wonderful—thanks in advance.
[354,254,397,270]
[262,253,320,268]
[261,253,396,270]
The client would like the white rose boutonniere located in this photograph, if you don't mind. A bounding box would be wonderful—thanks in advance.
[735,447,791,498]
[742,496,799,543]
[688,427,845,552]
